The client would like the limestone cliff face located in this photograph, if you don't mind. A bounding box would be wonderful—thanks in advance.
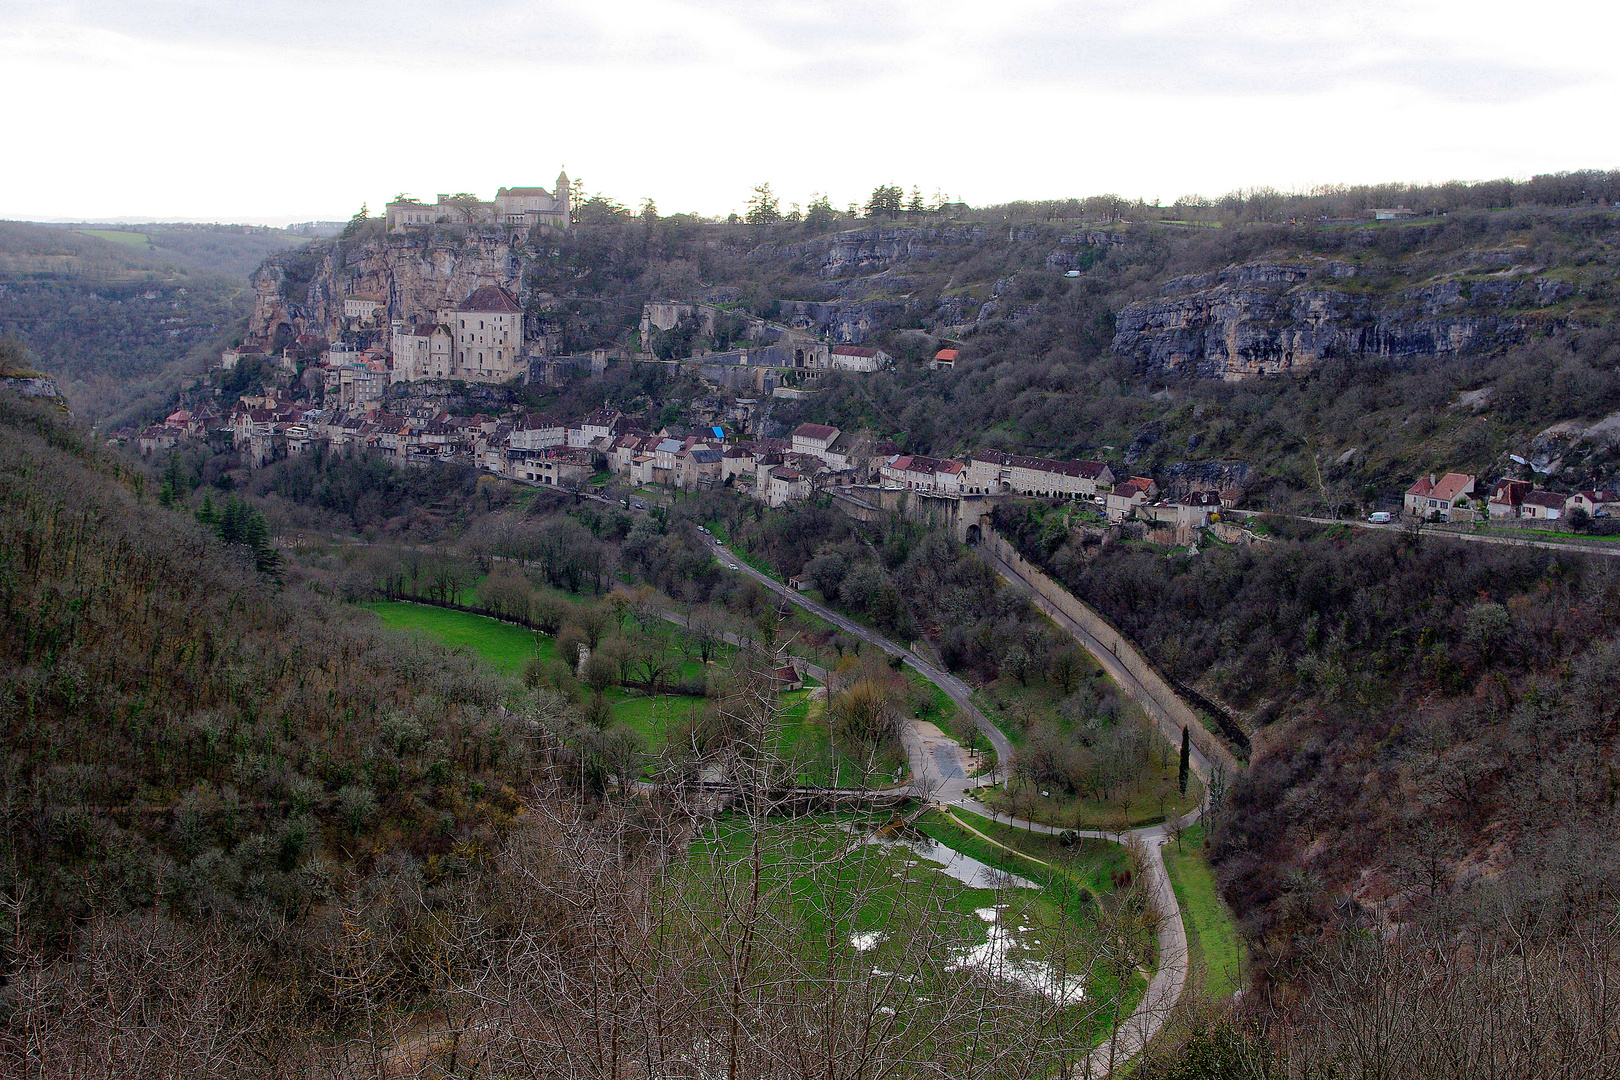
[779,225,990,279]
[0,375,69,414]
[248,230,525,347]
[1112,261,1534,380]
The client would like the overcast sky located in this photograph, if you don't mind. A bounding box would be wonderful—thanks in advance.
[3,0,1616,224]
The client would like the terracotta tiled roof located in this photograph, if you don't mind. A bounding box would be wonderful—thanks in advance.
[456,285,522,313]
[793,422,839,442]
[1430,473,1475,503]
[971,450,1111,479]
[1523,490,1566,509]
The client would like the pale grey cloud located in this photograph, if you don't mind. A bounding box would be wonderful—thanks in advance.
[984,0,1582,103]
[684,0,924,49]
[3,0,654,64]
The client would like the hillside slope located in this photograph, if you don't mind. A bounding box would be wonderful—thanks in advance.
[994,505,1620,971]
[0,387,526,945]
[0,221,303,424]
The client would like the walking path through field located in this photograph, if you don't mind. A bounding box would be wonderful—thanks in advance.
[709,538,1198,1077]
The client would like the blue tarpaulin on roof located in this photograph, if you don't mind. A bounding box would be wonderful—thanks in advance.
[712,426,724,439]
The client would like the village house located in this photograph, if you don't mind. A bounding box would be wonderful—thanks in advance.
[509,445,593,488]
[137,425,180,456]
[722,445,758,486]
[607,434,647,474]
[1521,490,1566,520]
[880,454,962,493]
[569,407,622,449]
[1487,479,1533,519]
[1566,490,1620,518]
[931,348,958,371]
[679,447,723,491]
[652,437,683,475]
[477,422,511,472]
[1405,473,1476,521]
[766,466,811,507]
[791,422,840,460]
[1105,476,1159,522]
[510,413,567,451]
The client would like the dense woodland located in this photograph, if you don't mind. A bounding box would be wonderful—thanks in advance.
[996,500,1620,1074]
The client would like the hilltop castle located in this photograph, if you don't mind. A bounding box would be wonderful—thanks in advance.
[385,173,572,231]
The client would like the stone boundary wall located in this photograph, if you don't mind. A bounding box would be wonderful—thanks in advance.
[985,529,1242,780]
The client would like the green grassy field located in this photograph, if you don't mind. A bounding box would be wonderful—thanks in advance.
[689,811,1125,1049]
[75,228,153,248]
[363,601,553,674]
[916,810,1147,1036]
[930,808,1132,902]
[1161,823,1245,998]
[610,691,708,747]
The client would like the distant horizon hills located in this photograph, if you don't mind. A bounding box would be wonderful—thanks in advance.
[6,217,344,231]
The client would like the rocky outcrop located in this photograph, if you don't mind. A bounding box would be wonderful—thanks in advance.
[778,225,991,279]
[0,375,69,414]
[248,230,524,348]
[1045,230,1130,271]
[1111,261,1533,380]
[773,297,911,343]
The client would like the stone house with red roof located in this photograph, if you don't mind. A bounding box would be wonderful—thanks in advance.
[791,422,840,458]
[1565,490,1620,518]
[1105,476,1159,521]
[1487,479,1533,519]
[1522,490,1566,520]
[1405,473,1476,520]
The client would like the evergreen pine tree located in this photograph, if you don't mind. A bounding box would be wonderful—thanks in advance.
[194,493,217,529]
[1178,725,1191,795]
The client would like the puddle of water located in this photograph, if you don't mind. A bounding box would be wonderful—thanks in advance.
[947,907,1086,1005]
[860,831,1038,891]
[837,826,1075,1003]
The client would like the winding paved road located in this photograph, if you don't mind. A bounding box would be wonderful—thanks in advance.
[708,536,1196,1077]
[1227,507,1620,559]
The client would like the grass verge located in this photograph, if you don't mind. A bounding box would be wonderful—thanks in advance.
[1161,822,1245,999]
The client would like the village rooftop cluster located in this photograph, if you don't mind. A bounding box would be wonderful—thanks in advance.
[1405,472,1620,523]
[136,327,1238,527]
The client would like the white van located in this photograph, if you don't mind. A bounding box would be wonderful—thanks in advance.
[1368,511,1392,524]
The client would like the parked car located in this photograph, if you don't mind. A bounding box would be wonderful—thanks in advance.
[1368,511,1392,524]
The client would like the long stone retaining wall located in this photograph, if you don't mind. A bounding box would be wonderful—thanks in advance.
[984,529,1242,781]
